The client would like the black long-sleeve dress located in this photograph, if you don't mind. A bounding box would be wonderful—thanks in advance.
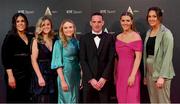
[1,32,33,103]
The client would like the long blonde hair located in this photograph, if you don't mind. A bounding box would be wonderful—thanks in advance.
[59,19,77,47]
[35,16,54,43]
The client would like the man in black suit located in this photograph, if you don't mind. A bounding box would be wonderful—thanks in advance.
[80,12,115,103]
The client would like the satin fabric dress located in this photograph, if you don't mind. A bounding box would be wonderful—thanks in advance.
[51,38,80,103]
[115,39,142,103]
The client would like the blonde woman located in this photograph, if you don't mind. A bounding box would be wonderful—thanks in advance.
[31,16,57,103]
[51,19,81,103]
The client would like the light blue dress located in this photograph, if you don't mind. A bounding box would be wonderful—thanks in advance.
[51,38,80,103]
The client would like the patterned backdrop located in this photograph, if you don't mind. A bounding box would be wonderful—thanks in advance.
[0,0,180,102]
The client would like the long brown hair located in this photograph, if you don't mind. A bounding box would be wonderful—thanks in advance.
[120,12,136,31]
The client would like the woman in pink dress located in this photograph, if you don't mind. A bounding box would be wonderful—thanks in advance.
[115,12,142,103]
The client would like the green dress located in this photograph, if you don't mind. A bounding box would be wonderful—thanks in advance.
[51,38,80,103]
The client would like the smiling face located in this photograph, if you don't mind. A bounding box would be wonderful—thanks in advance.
[16,16,26,33]
[62,21,75,37]
[90,15,104,33]
[120,15,133,31]
[41,19,52,35]
[147,10,161,28]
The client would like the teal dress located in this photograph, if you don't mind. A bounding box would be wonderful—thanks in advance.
[51,38,80,103]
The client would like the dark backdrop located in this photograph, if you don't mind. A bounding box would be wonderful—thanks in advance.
[0,0,180,102]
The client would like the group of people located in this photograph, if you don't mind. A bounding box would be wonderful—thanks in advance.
[1,6,175,103]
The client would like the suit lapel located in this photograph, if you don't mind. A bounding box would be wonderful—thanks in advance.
[154,24,164,56]
[144,30,150,50]
[97,33,106,55]
[89,33,98,53]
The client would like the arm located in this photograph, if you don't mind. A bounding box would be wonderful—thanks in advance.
[128,34,142,87]
[31,39,45,87]
[6,69,16,89]
[1,34,16,89]
[57,68,68,91]
[79,36,93,81]
[51,40,68,91]
[159,30,174,77]
[128,51,142,87]
[156,30,174,88]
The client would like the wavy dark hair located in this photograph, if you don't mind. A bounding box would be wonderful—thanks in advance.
[11,13,29,33]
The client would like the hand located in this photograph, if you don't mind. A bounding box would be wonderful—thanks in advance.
[97,78,107,89]
[143,77,147,85]
[89,79,101,91]
[80,79,83,90]
[156,77,165,89]
[38,77,46,87]
[8,76,16,89]
[61,80,69,92]
[128,75,135,87]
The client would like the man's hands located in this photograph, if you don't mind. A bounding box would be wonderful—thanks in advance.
[89,79,100,90]
[89,78,107,91]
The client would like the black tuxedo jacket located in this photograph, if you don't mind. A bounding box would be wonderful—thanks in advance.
[80,32,115,84]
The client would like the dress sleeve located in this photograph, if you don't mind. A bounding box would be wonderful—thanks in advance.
[1,34,14,69]
[51,40,64,70]
[133,40,143,52]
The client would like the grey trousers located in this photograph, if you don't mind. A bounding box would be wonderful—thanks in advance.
[146,55,171,103]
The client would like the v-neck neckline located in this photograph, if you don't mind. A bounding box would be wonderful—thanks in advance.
[43,43,52,52]
[18,34,29,46]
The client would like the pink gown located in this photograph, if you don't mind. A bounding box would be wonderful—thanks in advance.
[115,39,142,103]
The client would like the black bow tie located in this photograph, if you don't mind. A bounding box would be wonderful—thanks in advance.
[92,33,102,38]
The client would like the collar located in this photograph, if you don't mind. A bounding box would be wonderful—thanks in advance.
[92,30,102,35]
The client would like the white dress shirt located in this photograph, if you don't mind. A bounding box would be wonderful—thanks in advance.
[92,31,102,48]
